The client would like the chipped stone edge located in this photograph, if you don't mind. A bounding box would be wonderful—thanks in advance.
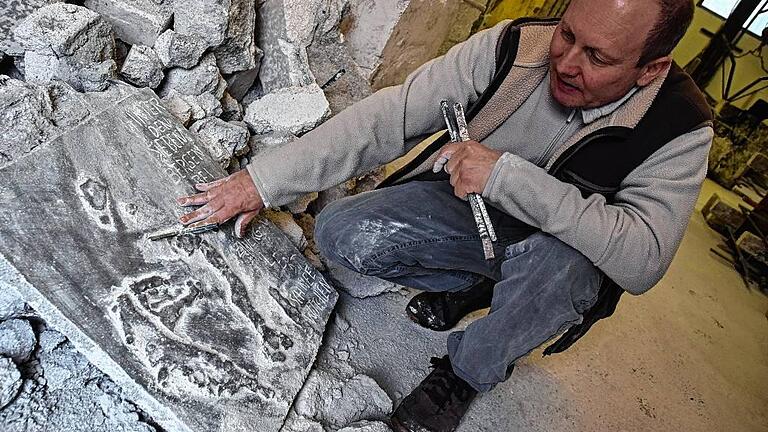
[0,212,190,432]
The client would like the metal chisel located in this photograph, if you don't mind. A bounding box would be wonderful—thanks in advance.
[439,100,497,260]
[148,222,219,241]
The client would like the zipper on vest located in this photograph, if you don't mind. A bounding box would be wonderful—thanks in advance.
[535,109,576,167]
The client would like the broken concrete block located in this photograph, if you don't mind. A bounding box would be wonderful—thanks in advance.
[0,357,22,409]
[161,90,194,126]
[325,260,401,299]
[11,3,116,89]
[220,91,244,121]
[244,84,330,135]
[173,0,259,73]
[183,92,224,122]
[84,0,173,47]
[13,3,117,92]
[0,319,36,363]
[189,117,250,170]
[157,53,226,98]
[701,193,745,236]
[338,420,394,432]
[0,87,337,432]
[265,210,309,251]
[279,411,326,432]
[119,45,164,89]
[1,329,158,432]
[0,76,57,168]
[294,371,392,429]
[256,0,346,92]
[224,65,262,102]
[153,29,208,69]
[0,287,28,322]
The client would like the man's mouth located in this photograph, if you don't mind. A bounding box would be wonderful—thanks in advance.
[555,74,581,94]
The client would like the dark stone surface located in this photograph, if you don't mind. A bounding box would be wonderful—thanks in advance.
[0,88,337,432]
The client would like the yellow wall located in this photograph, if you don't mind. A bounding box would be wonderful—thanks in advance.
[673,6,768,110]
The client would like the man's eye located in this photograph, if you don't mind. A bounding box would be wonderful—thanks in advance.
[588,51,608,66]
[561,29,575,42]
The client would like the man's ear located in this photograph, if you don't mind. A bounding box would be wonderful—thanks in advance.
[636,56,672,87]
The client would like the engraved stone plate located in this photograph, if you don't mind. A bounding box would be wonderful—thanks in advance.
[0,88,337,432]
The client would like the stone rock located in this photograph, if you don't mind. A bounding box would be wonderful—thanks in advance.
[338,420,394,432]
[325,260,402,299]
[220,91,243,121]
[0,76,57,167]
[294,371,392,429]
[244,84,330,135]
[160,90,193,126]
[119,45,164,89]
[174,0,259,73]
[285,192,318,215]
[0,357,21,409]
[0,319,36,362]
[0,87,337,432]
[189,117,250,170]
[13,3,116,92]
[158,53,226,98]
[224,66,261,101]
[84,0,173,47]
[256,0,347,92]
[265,210,308,251]
[279,410,325,432]
[153,29,208,69]
[1,329,158,432]
[182,92,224,122]
[0,287,28,322]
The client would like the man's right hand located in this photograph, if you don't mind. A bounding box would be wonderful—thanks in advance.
[176,169,264,238]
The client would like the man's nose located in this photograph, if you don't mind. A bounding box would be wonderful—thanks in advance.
[557,47,581,77]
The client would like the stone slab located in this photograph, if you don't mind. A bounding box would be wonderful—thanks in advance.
[0,88,337,432]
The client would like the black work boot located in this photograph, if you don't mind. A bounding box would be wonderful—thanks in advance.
[390,355,478,432]
[406,279,494,331]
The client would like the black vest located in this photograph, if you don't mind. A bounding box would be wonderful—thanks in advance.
[378,17,713,355]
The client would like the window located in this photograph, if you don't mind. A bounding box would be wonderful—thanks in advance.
[700,0,768,37]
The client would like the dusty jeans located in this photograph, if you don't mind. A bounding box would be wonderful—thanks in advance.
[315,181,603,392]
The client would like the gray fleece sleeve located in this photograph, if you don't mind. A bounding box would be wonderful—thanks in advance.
[246,23,504,207]
[482,126,714,295]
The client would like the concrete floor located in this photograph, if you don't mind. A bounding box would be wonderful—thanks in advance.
[321,178,768,431]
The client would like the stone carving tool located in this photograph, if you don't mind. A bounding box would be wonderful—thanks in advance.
[438,100,497,260]
[148,222,219,241]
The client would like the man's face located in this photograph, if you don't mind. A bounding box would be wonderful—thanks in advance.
[549,0,667,108]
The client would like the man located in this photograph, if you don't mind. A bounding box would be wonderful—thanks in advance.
[177,0,712,430]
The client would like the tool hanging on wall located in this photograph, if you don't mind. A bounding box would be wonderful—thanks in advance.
[438,100,497,260]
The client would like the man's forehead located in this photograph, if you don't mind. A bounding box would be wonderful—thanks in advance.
[562,0,659,57]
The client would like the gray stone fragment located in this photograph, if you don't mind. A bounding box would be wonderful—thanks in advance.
[183,92,224,122]
[338,420,393,432]
[325,260,401,299]
[13,4,116,92]
[294,371,392,428]
[0,357,21,409]
[224,66,261,101]
[0,319,36,362]
[0,76,57,167]
[220,91,243,121]
[84,0,173,46]
[265,210,308,251]
[0,287,28,322]
[160,90,193,126]
[153,29,208,69]
[188,117,250,170]
[174,0,259,73]
[0,88,337,432]
[158,52,226,98]
[119,45,164,89]
[279,410,325,432]
[244,84,330,135]
[256,0,347,92]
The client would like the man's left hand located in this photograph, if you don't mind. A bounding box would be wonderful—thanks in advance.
[434,140,503,199]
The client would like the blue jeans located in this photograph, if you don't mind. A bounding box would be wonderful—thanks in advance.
[315,181,603,392]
